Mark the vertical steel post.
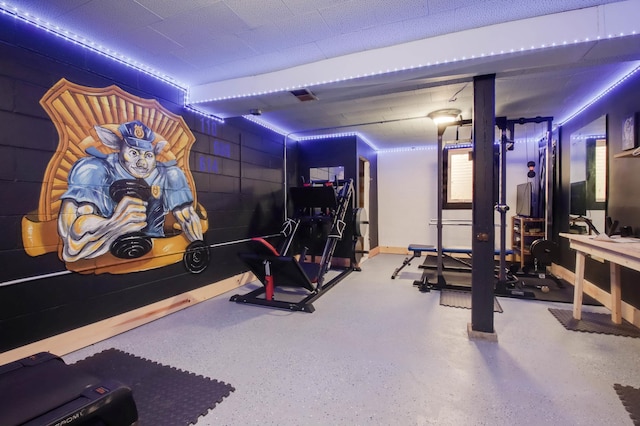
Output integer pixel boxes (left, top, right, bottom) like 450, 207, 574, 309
471, 74, 496, 334
436, 125, 446, 286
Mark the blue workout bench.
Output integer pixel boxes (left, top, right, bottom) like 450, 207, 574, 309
391, 244, 513, 279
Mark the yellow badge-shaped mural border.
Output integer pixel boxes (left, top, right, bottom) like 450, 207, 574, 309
22, 78, 208, 274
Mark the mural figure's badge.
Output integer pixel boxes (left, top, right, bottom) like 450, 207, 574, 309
151, 184, 161, 199
134, 124, 145, 139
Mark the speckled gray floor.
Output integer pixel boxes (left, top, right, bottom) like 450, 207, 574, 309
64, 254, 640, 425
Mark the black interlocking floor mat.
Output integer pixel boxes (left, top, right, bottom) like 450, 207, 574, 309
548, 308, 640, 338
70, 348, 235, 425
614, 384, 640, 425
418, 254, 602, 305
440, 289, 503, 313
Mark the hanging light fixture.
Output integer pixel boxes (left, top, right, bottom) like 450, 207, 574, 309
428, 108, 461, 125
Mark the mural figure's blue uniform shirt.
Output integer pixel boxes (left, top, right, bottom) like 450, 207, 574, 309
61, 152, 193, 237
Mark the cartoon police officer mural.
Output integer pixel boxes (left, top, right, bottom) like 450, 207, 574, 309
58, 120, 203, 262
22, 79, 210, 275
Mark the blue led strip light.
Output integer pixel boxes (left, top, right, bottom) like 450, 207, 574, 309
0, 2, 225, 124
558, 63, 640, 126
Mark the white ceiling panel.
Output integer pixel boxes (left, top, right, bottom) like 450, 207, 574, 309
318, 0, 380, 34
135, 0, 214, 19
373, 0, 429, 23
173, 36, 255, 69
225, 0, 294, 28
149, 3, 250, 47
240, 12, 330, 53
53, 0, 160, 40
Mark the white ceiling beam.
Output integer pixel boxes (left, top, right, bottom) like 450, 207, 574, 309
190, 1, 638, 104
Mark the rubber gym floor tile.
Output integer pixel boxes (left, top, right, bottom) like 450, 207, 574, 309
548, 308, 640, 338
70, 348, 235, 425
440, 289, 503, 313
614, 384, 640, 425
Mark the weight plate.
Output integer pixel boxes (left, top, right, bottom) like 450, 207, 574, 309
530, 238, 558, 265
354, 207, 369, 237
183, 240, 210, 274
110, 232, 152, 259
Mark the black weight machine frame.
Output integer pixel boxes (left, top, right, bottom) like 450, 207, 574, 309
412, 116, 562, 298
230, 178, 355, 312
497, 117, 565, 294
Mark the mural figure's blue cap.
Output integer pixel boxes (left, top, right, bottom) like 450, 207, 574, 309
119, 120, 155, 150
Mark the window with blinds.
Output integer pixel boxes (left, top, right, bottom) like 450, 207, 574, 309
444, 146, 473, 208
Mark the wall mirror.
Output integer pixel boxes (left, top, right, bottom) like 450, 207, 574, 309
569, 115, 607, 234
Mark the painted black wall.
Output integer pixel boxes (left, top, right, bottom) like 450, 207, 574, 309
294, 135, 379, 257
556, 69, 640, 308
0, 15, 285, 352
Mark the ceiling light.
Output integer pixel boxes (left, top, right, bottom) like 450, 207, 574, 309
428, 108, 461, 125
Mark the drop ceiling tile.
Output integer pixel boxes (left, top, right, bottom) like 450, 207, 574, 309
318, 0, 379, 33
275, 11, 334, 44
237, 25, 299, 54
371, 0, 428, 24
122, 26, 184, 58
399, 11, 460, 41
224, 0, 294, 28
315, 32, 367, 58
173, 35, 255, 69
149, 2, 250, 46
135, 0, 213, 19
238, 11, 332, 53
282, 0, 352, 15
50, 0, 160, 44
427, 0, 487, 14
8, 0, 89, 19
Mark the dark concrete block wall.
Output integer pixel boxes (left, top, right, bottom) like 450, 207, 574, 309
0, 15, 288, 352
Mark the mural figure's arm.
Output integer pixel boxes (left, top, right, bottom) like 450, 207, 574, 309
58, 196, 147, 261
172, 204, 203, 242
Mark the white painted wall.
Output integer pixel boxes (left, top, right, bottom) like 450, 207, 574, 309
378, 139, 543, 250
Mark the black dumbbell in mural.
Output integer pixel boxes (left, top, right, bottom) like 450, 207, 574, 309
108, 179, 153, 259
183, 240, 210, 274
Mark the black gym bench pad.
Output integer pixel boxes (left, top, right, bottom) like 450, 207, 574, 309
391, 244, 514, 279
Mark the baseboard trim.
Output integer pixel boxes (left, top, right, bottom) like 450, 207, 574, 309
0, 272, 255, 365
368, 246, 380, 257
379, 246, 410, 255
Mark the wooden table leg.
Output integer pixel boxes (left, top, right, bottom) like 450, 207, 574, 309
573, 251, 586, 320
610, 262, 622, 324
